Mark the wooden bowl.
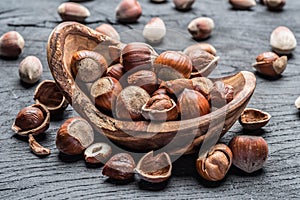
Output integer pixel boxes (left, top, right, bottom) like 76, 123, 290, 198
47, 22, 256, 155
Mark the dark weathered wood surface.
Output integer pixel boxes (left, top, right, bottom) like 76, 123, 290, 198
0, 0, 299, 199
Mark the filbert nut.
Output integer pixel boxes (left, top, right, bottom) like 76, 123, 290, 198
19, 56, 43, 84
106, 63, 124, 80
173, 0, 195, 11
229, 135, 268, 173
0, 31, 25, 58
127, 70, 158, 94
270, 26, 297, 54
263, 0, 286, 10
57, 2, 90, 22
143, 17, 166, 44
229, 0, 256, 9
184, 43, 217, 56
84, 143, 112, 164
95, 24, 120, 41
115, 0, 142, 23
295, 96, 300, 110
188, 17, 215, 40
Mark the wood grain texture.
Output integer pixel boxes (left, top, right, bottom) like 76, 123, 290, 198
0, 0, 299, 199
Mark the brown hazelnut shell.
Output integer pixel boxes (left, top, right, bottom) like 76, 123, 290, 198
106, 63, 124, 80
115, 0, 142, 23
34, 80, 69, 115
239, 108, 271, 130
184, 43, 217, 56
127, 70, 158, 94
12, 104, 50, 136
0, 31, 25, 58
159, 78, 193, 96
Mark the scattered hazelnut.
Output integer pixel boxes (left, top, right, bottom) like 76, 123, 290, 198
295, 96, 300, 110
229, 0, 256, 9
28, 134, 51, 156
56, 117, 94, 155
143, 17, 166, 44
142, 94, 178, 121
0, 31, 25, 58
95, 24, 120, 41
84, 143, 112, 164
115, 0, 142, 23
177, 89, 210, 119
19, 56, 43, 84
252, 52, 287, 77
263, 0, 286, 10
57, 2, 90, 22
127, 70, 158, 94
135, 151, 172, 183
151, 0, 167, 3
121, 42, 158, 72
106, 63, 124, 80
12, 104, 50, 136
196, 144, 232, 181
184, 43, 217, 56
191, 77, 214, 100
270, 26, 297, 54
188, 17, 215, 40
210, 81, 234, 108
159, 78, 194, 96
154, 51, 193, 80
90, 77, 123, 112
229, 135, 268, 173
71, 50, 108, 83
115, 86, 150, 120
102, 153, 136, 180
34, 80, 69, 115
239, 108, 271, 130
173, 0, 195, 11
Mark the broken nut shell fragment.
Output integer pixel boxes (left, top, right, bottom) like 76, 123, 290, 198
239, 108, 271, 130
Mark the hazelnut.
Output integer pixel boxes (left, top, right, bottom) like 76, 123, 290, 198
184, 48, 219, 77
142, 94, 178, 121
252, 52, 287, 77
121, 42, 158, 72
210, 81, 234, 108
106, 63, 124, 80
115, 86, 150, 120
229, 135, 268, 173
102, 153, 136, 180
90, 77, 123, 112
229, 0, 256, 9
109, 43, 125, 65
191, 77, 214, 100
0, 31, 25, 58
56, 117, 94, 155
12, 104, 50, 136
173, 0, 195, 11
239, 108, 271, 130
127, 70, 158, 94
159, 78, 193, 96
196, 144, 232, 181
71, 50, 108, 83
135, 151, 172, 183
270, 26, 297, 54
57, 2, 90, 22
177, 89, 210, 119
19, 56, 43, 84
263, 0, 286, 10
84, 143, 112, 164
184, 43, 217, 56
151, 0, 166, 2
295, 96, 300, 110
143, 17, 166, 44
188, 17, 215, 40
115, 0, 142, 23
95, 24, 120, 41
152, 88, 168, 96
34, 80, 69, 115
28, 134, 51, 156
154, 51, 193, 80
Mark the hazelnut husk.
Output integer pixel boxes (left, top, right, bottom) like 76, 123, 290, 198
270, 26, 297, 54
34, 80, 69, 115
121, 42, 158, 72
210, 81, 234, 108
95, 24, 120, 41
90, 77, 123, 112
229, 135, 268, 173
239, 108, 271, 130
115, 86, 150, 120
56, 117, 94, 155
177, 89, 210, 119
57, 2, 90, 22
252, 52, 287, 77
12, 104, 50, 136
127, 70, 158, 94
71, 50, 108, 83
187, 17, 215, 40
184, 43, 217, 56
0, 31, 25, 58
142, 94, 178, 121
106, 63, 124, 80
135, 151, 172, 183
154, 51, 193, 80
115, 0, 142, 23
102, 153, 136, 180
191, 77, 214, 100
84, 143, 112, 164
196, 144, 232, 181
159, 78, 193, 96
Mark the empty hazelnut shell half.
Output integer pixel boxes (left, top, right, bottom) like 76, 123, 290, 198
12, 104, 50, 136
135, 151, 172, 183
239, 108, 271, 130
196, 144, 232, 181
34, 80, 69, 115
84, 143, 112, 164
56, 117, 94, 155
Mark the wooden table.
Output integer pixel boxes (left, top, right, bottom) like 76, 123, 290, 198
0, 0, 299, 199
